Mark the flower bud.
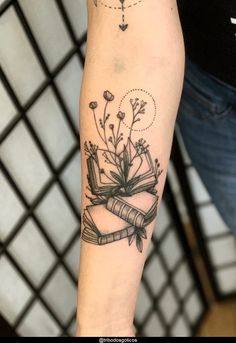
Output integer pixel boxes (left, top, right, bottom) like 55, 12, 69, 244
103, 90, 114, 101
89, 101, 98, 109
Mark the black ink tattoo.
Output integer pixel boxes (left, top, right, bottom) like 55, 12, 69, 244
119, 0, 128, 31
119, 89, 156, 132
93, 0, 143, 32
82, 89, 162, 253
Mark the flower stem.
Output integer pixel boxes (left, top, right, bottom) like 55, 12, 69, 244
103, 101, 109, 145
116, 119, 121, 146
93, 109, 106, 144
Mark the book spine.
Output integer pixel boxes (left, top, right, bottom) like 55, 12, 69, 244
82, 226, 136, 245
82, 227, 100, 245
106, 198, 145, 228
98, 226, 136, 245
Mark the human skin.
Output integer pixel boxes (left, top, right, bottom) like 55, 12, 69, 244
77, 0, 185, 336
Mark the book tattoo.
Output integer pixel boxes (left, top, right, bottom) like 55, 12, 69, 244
82, 89, 162, 252
93, 0, 143, 31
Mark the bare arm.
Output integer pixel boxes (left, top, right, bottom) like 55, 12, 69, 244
77, 0, 185, 336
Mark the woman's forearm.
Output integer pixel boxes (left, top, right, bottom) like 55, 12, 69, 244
77, 0, 185, 336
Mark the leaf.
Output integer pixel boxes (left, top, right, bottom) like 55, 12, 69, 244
138, 228, 147, 239
98, 195, 107, 200
125, 175, 143, 194
122, 145, 130, 181
84, 141, 89, 152
148, 187, 157, 195
110, 171, 123, 184
136, 235, 143, 253
124, 186, 132, 195
111, 186, 122, 195
91, 197, 107, 205
128, 234, 135, 246
127, 175, 142, 187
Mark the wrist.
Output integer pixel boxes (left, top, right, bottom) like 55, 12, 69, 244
76, 329, 135, 337
76, 320, 135, 337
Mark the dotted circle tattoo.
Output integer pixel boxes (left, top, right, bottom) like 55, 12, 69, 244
119, 89, 157, 132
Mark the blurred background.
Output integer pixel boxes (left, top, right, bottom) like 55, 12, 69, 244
0, 0, 236, 337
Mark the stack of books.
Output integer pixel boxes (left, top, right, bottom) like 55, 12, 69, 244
82, 146, 159, 247
82, 152, 158, 249
83, 192, 158, 245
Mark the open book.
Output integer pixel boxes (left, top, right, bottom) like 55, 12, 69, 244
106, 191, 158, 228
82, 204, 136, 245
87, 139, 157, 197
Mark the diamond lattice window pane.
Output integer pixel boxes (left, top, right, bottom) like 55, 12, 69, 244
187, 167, 211, 205
36, 184, 78, 251
0, 256, 32, 324
135, 284, 152, 323
216, 266, 236, 294
0, 121, 51, 202
144, 313, 165, 337
0, 171, 25, 240
0, 80, 16, 132
81, 42, 86, 56
144, 255, 167, 295
56, 56, 82, 127
208, 236, 236, 267
68, 319, 76, 337
173, 262, 193, 300
171, 316, 190, 337
147, 240, 155, 257
20, 0, 73, 70
9, 219, 56, 286
160, 230, 183, 271
65, 236, 80, 278
62, 0, 87, 38
198, 205, 230, 237
159, 287, 178, 324
42, 267, 76, 325
185, 291, 203, 324
0, 6, 45, 103
154, 202, 171, 240
17, 301, 60, 337
27, 88, 75, 167
61, 152, 81, 211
